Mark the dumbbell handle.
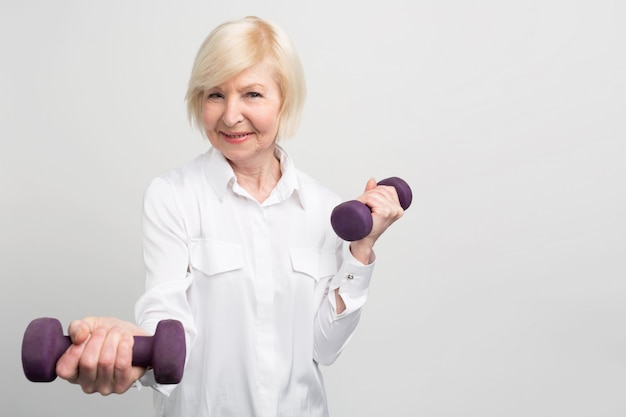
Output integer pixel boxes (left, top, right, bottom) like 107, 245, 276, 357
23, 334, 160, 368
330, 177, 412, 241
22, 317, 186, 384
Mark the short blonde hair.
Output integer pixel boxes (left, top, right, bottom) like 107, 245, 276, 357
185, 16, 306, 140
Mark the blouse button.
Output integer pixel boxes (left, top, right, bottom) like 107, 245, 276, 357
347, 273, 354, 280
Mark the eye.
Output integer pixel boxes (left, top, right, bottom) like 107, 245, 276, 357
246, 91, 262, 98
205, 91, 223, 100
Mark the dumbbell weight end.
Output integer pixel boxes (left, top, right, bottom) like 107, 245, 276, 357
22, 318, 70, 383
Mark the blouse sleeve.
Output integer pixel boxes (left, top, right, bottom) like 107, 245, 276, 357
312, 244, 375, 366
134, 177, 197, 397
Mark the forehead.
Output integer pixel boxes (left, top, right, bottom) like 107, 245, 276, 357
221, 60, 279, 90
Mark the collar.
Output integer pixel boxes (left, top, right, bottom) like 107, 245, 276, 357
203, 144, 307, 209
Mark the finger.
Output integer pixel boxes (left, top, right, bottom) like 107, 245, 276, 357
77, 326, 107, 392
68, 316, 101, 345
95, 326, 123, 395
376, 183, 401, 206
112, 333, 136, 394
67, 320, 90, 345
55, 339, 87, 383
365, 185, 400, 209
357, 178, 379, 207
367, 188, 404, 223
364, 177, 377, 192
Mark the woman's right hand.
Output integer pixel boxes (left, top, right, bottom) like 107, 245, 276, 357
55, 316, 149, 395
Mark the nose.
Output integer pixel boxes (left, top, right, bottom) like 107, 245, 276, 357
222, 97, 244, 127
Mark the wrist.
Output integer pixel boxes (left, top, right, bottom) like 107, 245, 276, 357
349, 240, 375, 265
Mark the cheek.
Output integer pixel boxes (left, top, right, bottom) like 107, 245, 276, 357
201, 111, 211, 129
255, 107, 281, 134
201, 104, 218, 129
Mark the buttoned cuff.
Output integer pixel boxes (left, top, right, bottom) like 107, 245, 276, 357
137, 369, 156, 386
329, 246, 375, 317
137, 369, 176, 397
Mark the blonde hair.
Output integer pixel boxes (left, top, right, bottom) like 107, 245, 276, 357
185, 16, 306, 140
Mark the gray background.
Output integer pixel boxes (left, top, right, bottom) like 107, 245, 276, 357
1, 1, 624, 416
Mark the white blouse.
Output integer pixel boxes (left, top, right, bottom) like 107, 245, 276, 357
136, 145, 375, 417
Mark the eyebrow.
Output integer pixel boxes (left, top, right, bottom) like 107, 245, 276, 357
206, 82, 267, 93
238, 83, 265, 91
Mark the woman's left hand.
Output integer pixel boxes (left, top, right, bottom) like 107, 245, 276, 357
349, 178, 405, 264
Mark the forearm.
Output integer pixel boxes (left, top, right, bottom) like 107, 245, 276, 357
313, 295, 362, 366
334, 288, 347, 314
313, 248, 375, 365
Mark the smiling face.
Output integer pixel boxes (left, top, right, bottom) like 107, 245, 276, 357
202, 60, 283, 168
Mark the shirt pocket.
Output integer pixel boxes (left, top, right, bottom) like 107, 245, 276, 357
188, 238, 244, 277
289, 248, 338, 282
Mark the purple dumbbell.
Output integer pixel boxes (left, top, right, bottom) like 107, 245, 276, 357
330, 177, 412, 241
22, 317, 186, 384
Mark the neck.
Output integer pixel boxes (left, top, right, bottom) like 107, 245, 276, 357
231, 150, 282, 203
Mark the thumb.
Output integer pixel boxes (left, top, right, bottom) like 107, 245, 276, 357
364, 177, 377, 192
67, 316, 101, 345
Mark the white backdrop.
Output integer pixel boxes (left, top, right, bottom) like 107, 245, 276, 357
1, 1, 624, 416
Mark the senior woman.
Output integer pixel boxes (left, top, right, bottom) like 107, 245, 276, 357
56, 16, 404, 417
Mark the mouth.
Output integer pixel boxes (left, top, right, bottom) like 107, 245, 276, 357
221, 131, 253, 144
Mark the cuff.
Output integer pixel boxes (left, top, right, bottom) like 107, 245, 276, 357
137, 369, 177, 397
329, 246, 375, 317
